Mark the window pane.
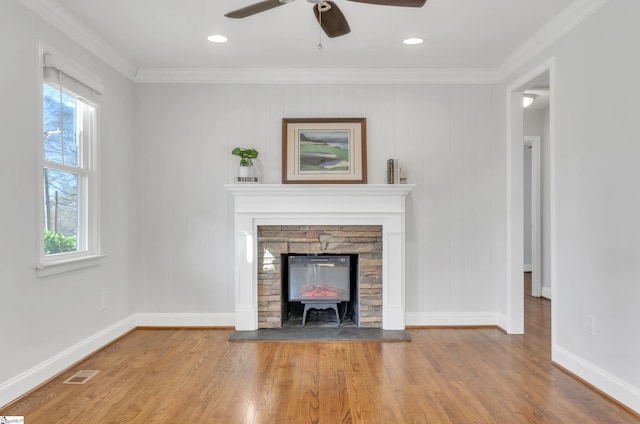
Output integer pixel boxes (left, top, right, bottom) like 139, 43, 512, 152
44, 168, 79, 254
43, 83, 78, 166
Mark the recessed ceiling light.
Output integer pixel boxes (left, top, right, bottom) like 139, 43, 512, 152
403, 38, 423, 45
208, 34, 228, 43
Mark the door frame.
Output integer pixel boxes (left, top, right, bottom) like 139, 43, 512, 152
505, 57, 556, 335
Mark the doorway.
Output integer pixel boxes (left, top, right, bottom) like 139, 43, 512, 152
506, 60, 555, 336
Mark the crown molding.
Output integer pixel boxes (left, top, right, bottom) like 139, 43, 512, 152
133, 67, 501, 84
18, 0, 138, 80
497, 0, 611, 80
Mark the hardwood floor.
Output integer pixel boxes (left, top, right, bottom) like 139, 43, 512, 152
3, 278, 638, 423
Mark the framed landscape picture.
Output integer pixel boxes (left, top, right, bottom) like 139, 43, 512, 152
282, 118, 367, 184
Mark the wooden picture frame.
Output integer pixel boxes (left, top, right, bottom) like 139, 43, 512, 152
282, 118, 367, 184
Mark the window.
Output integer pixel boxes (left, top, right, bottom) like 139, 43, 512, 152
37, 46, 103, 276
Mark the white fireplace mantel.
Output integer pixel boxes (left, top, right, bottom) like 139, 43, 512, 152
225, 184, 414, 331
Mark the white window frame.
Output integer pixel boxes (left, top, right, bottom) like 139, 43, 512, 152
36, 43, 104, 277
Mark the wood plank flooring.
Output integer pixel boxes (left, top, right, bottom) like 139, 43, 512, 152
2, 276, 638, 423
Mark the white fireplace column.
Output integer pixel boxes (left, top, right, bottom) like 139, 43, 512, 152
225, 184, 414, 331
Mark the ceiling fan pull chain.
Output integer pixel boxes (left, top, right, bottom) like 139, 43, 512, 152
317, 6, 323, 49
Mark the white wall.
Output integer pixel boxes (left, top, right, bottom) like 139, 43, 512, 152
133, 83, 499, 322
0, 0, 135, 404
499, 0, 640, 411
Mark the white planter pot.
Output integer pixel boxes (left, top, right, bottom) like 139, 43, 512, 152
237, 164, 258, 183
238, 165, 253, 178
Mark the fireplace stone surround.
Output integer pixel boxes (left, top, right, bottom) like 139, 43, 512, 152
258, 225, 383, 329
225, 184, 414, 331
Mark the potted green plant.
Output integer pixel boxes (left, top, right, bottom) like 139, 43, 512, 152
232, 147, 259, 181
232, 147, 259, 166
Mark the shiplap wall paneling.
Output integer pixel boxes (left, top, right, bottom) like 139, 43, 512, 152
477, 85, 495, 312
133, 82, 497, 317
462, 85, 480, 312
450, 85, 467, 312
403, 85, 428, 313
433, 85, 453, 312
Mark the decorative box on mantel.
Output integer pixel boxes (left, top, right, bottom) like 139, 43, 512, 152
224, 184, 415, 331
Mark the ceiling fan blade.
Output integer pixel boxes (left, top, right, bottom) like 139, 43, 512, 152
313, 1, 351, 38
347, 0, 426, 7
225, 0, 288, 19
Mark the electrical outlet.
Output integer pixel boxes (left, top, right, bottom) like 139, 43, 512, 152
588, 315, 596, 335
101, 291, 108, 310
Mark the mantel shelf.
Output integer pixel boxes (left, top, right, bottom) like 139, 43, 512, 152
224, 183, 415, 197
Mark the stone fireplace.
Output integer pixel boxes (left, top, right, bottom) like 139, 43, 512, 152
257, 225, 383, 328
225, 184, 414, 331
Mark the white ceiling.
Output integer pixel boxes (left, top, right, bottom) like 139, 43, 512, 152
32, 0, 584, 76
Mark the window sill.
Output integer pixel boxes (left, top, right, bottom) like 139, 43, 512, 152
36, 254, 106, 277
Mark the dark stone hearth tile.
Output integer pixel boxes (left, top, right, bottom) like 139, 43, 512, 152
228, 328, 411, 342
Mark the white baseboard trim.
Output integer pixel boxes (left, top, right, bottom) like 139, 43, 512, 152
495, 313, 509, 332
0, 313, 235, 409
524, 264, 533, 272
405, 312, 500, 327
541, 286, 552, 299
0, 315, 136, 409
133, 313, 235, 327
553, 345, 640, 414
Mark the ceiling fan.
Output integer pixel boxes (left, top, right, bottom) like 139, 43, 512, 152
225, 0, 427, 39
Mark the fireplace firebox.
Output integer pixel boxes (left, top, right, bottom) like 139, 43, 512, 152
285, 254, 358, 326
289, 255, 351, 302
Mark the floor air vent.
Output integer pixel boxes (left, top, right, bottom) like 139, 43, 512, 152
63, 370, 100, 385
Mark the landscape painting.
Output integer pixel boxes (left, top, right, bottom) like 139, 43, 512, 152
282, 118, 367, 184
298, 129, 350, 172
